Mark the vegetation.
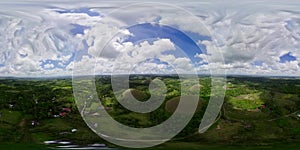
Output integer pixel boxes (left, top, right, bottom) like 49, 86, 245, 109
0, 75, 300, 149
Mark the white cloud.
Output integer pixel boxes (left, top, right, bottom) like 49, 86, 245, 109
95, 38, 192, 74
1, 0, 300, 77
0, 4, 87, 77
194, 9, 300, 76
44, 63, 55, 69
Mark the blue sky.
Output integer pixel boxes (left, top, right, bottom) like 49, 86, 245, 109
56, 7, 101, 17
124, 23, 205, 63
70, 24, 90, 35
0, 0, 300, 77
280, 52, 297, 63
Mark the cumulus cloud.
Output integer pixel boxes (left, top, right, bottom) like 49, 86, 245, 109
0, 2, 90, 77
192, 7, 300, 76
1, 0, 300, 76
91, 38, 194, 75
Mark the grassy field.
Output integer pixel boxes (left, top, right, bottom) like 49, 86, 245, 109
165, 96, 203, 113
229, 93, 264, 110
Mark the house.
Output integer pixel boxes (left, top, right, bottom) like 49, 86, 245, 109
62, 107, 71, 112
261, 104, 266, 109
58, 107, 72, 117
53, 115, 60, 118
60, 112, 67, 117
9, 104, 14, 109
297, 113, 300, 118
71, 129, 78, 133
31, 121, 40, 126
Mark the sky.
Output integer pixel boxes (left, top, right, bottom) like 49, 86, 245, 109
0, 0, 300, 77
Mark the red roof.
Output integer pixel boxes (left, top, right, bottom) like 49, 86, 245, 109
60, 112, 67, 117
62, 108, 71, 112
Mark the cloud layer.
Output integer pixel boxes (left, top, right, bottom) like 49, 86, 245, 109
0, 0, 300, 77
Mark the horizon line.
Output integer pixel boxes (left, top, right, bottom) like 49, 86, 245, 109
1, 73, 300, 79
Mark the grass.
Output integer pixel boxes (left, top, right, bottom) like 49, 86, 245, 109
0, 110, 22, 125
0, 124, 13, 141
1, 76, 300, 149
1, 142, 300, 150
165, 96, 203, 113
0, 143, 50, 150
224, 106, 270, 120
183, 119, 243, 143
121, 89, 149, 101
165, 98, 179, 113
39, 118, 72, 131
134, 142, 300, 150
229, 93, 264, 110
115, 112, 152, 127
30, 133, 52, 143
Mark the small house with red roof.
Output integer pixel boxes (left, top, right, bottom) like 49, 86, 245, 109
60, 112, 67, 117
62, 107, 71, 112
